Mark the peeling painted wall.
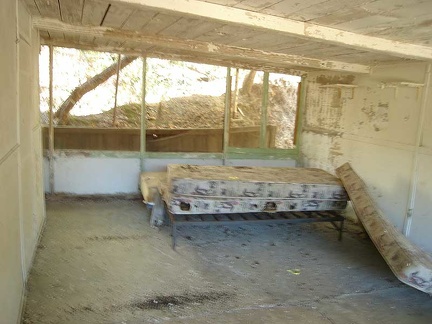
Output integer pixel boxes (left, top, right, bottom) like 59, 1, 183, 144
300, 62, 432, 253
0, 2, 45, 323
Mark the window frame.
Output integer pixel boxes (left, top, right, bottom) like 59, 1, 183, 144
43, 47, 304, 162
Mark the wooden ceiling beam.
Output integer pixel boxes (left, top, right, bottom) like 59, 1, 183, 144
34, 18, 371, 74
40, 38, 307, 75
107, 0, 432, 61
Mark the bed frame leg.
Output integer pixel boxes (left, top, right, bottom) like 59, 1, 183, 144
338, 219, 344, 241
171, 223, 177, 250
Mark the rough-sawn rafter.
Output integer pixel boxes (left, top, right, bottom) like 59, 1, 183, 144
33, 18, 370, 74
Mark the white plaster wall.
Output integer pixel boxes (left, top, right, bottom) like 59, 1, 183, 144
300, 63, 432, 253
0, 1, 45, 323
54, 156, 141, 194
409, 68, 432, 251
45, 156, 296, 195
19, 9, 45, 276
410, 152, 432, 251
0, 2, 23, 323
302, 133, 414, 230
0, 152, 23, 324
43, 156, 50, 193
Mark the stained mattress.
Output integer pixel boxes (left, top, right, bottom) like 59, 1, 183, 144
166, 165, 348, 214
139, 172, 167, 204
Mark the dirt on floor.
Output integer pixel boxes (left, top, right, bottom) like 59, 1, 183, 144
23, 199, 432, 324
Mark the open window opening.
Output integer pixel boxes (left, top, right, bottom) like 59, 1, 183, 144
145, 58, 226, 153
228, 68, 301, 151
39, 46, 301, 155
40, 46, 143, 151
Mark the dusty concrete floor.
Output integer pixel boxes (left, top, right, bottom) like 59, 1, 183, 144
23, 199, 432, 324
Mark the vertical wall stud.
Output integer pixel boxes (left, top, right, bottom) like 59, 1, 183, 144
260, 72, 269, 148
140, 56, 147, 172
294, 75, 307, 166
48, 45, 54, 194
223, 67, 231, 165
112, 53, 121, 126
232, 68, 240, 118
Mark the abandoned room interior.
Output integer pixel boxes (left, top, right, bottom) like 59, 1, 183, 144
2, 0, 432, 323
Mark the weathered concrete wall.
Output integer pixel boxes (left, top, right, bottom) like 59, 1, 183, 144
43, 155, 296, 195
300, 62, 432, 253
0, 1, 45, 323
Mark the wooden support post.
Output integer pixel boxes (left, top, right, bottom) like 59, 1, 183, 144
232, 68, 239, 119
140, 56, 147, 172
260, 72, 269, 149
48, 45, 54, 194
292, 79, 302, 147
223, 67, 231, 165
112, 53, 121, 127
294, 76, 307, 165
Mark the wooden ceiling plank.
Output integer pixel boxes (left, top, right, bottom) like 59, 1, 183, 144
234, 0, 282, 12
309, 1, 432, 45
180, 21, 225, 40
22, 0, 41, 17
200, 0, 241, 6
266, 37, 352, 53
232, 32, 292, 50
195, 24, 261, 46
310, 7, 371, 26
276, 43, 333, 55
121, 9, 157, 30
58, 0, 84, 24
212, 25, 260, 46
82, 0, 109, 26
260, 0, 329, 18
33, 0, 60, 19
194, 24, 233, 43
105, 0, 432, 60
101, 3, 135, 28
289, 0, 375, 22
362, 0, 429, 17
141, 13, 180, 34
33, 17, 371, 74
159, 17, 206, 38
334, 15, 399, 32
262, 38, 311, 52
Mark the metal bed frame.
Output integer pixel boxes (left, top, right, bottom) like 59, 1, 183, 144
166, 209, 345, 249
